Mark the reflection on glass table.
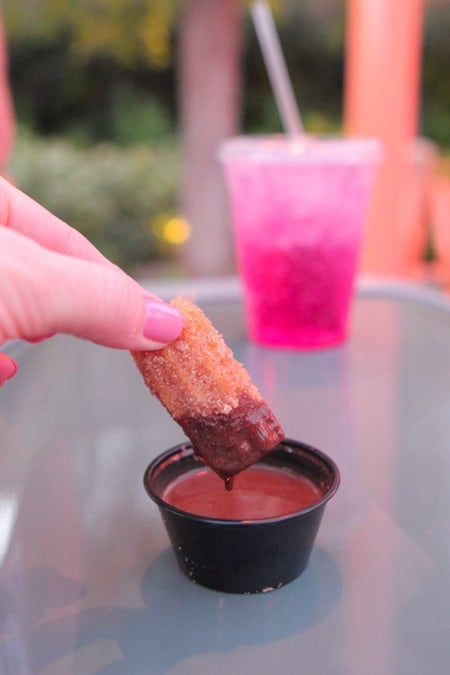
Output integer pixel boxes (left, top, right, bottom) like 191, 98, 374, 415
1, 280, 450, 675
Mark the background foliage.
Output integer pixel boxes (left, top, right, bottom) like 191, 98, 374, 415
8, 130, 180, 269
2, 0, 348, 142
3, 0, 449, 269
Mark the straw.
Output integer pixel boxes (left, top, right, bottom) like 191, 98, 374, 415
251, 1, 304, 137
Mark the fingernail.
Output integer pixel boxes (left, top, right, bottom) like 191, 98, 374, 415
24, 332, 55, 344
143, 300, 183, 344
0, 355, 18, 384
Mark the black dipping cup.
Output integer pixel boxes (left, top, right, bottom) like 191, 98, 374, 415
144, 439, 340, 594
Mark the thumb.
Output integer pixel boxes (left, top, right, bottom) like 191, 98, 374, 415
0, 228, 183, 350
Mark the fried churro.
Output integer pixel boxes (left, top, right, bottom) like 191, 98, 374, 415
132, 297, 284, 479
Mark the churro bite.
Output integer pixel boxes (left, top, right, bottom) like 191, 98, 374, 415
132, 297, 284, 479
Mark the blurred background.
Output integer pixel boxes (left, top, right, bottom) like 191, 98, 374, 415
1, 0, 449, 282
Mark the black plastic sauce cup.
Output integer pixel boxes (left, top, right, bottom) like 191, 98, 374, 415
144, 439, 340, 594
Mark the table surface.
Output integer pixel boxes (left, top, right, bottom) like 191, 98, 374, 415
1, 280, 450, 675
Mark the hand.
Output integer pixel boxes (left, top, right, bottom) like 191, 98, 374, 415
0, 177, 183, 386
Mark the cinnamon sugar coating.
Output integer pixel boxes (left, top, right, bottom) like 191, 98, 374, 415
132, 297, 263, 418
131, 297, 284, 477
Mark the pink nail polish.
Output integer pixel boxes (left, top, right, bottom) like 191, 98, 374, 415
24, 332, 55, 344
143, 301, 183, 344
0, 355, 18, 384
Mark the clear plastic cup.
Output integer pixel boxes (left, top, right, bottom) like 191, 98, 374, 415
219, 135, 382, 349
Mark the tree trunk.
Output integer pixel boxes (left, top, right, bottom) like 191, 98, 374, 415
178, 0, 242, 276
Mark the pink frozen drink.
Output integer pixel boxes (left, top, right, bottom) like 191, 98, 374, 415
220, 135, 381, 349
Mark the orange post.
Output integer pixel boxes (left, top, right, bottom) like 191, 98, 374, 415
344, 0, 425, 277
429, 176, 450, 292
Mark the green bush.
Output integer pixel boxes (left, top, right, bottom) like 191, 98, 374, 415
110, 89, 175, 145
7, 130, 180, 269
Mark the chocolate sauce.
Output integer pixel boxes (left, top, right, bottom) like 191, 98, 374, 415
224, 476, 234, 492
178, 394, 285, 479
162, 464, 323, 520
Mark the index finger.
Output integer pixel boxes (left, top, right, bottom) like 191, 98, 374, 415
0, 176, 113, 266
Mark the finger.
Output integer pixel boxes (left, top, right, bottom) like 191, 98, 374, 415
0, 353, 17, 386
0, 228, 183, 350
0, 176, 114, 266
